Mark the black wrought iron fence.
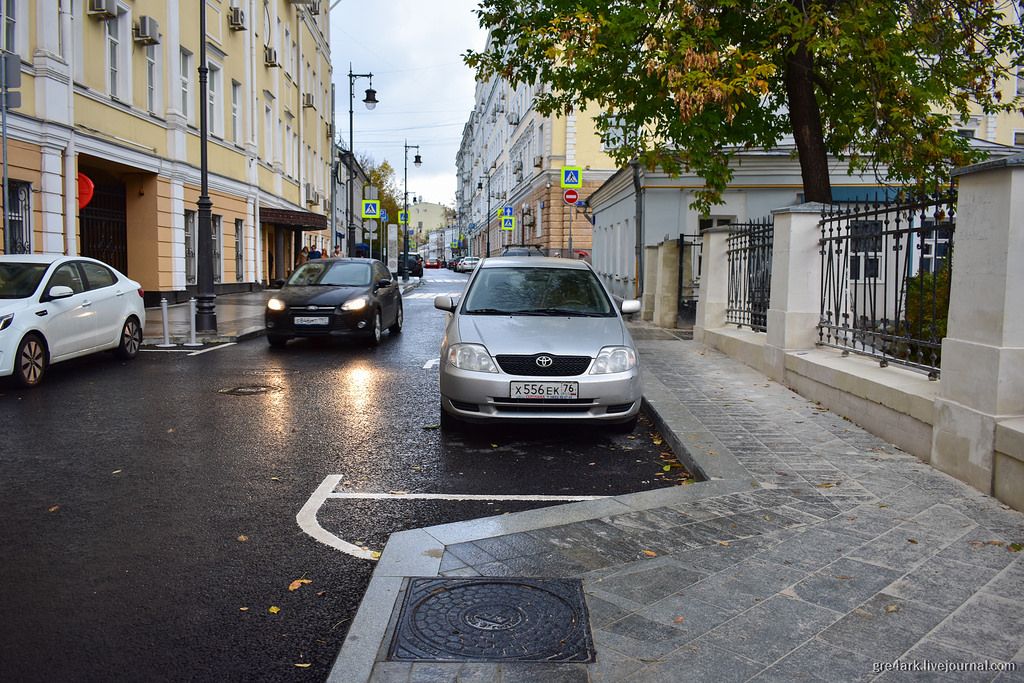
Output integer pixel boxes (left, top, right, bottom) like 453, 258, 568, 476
818, 188, 956, 379
726, 217, 774, 332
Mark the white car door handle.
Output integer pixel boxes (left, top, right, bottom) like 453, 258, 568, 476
81, 301, 92, 308
116, 291, 126, 297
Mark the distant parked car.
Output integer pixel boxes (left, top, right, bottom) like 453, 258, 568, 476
265, 258, 402, 347
434, 256, 642, 431
456, 257, 481, 273
425, 258, 442, 269
0, 255, 145, 387
400, 254, 424, 278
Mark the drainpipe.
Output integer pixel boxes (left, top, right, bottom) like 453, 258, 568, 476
631, 160, 644, 299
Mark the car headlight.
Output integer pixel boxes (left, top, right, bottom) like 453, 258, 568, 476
590, 346, 637, 374
447, 343, 498, 373
267, 298, 286, 312
341, 297, 368, 311
0, 313, 12, 331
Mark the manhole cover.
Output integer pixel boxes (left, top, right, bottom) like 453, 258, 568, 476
388, 577, 594, 663
217, 385, 281, 396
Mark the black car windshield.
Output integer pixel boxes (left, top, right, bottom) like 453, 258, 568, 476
462, 267, 614, 316
287, 261, 371, 287
0, 262, 50, 299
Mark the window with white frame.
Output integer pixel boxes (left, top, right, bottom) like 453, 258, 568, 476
4, 0, 16, 55
180, 49, 193, 121
234, 219, 244, 282
212, 215, 223, 283
1017, 67, 1024, 96
184, 209, 197, 285
231, 81, 241, 143
285, 123, 293, 175
145, 44, 161, 114
535, 200, 543, 238
1015, 130, 1024, 146
284, 27, 291, 75
263, 93, 274, 161
848, 220, 883, 281
106, 13, 121, 99
207, 61, 223, 137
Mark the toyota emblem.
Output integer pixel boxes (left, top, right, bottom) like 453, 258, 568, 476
535, 355, 553, 368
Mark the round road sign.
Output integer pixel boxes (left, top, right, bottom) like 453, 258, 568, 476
563, 189, 579, 205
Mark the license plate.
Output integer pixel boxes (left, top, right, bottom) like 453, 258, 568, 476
294, 316, 329, 325
510, 381, 579, 400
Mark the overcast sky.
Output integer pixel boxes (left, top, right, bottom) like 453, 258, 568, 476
328, 1, 488, 208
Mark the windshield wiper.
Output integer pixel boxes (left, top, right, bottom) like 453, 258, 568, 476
465, 308, 512, 315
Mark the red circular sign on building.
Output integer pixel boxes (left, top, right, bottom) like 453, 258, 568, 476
563, 189, 579, 205
78, 173, 95, 210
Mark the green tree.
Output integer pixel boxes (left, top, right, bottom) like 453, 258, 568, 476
465, 0, 1024, 211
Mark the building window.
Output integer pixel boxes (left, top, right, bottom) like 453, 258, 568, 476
263, 102, 273, 161
231, 81, 241, 144
848, 220, 882, 281
180, 49, 193, 121
235, 218, 244, 282
956, 128, 975, 139
1015, 131, 1024, 147
212, 215, 223, 284
107, 14, 120, 99
1017, 67, 1024, 96
184, 209, 196, 285
4, 0, 15, 55
146, 45, 159, 113
208, 62, 223, 137
6, 180, 31, 254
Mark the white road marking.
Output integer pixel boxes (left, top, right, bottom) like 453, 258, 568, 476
187, 342, 237, 356
140, 348, 195, 353
422, 358, 440, 369
298, 476, 608, 561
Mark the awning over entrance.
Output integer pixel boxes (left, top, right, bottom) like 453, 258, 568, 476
260, 207, 328, 231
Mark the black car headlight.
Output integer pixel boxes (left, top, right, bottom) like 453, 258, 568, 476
267, 298, 286, 312
341, 296, 368, 312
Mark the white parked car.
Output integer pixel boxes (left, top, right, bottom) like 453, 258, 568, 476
456, 256, 481, 273
0, 255, 146, 387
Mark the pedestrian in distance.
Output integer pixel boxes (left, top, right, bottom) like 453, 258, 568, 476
295, 246, 309, 269
309, 244, 322, 260
333, 245, 342, 258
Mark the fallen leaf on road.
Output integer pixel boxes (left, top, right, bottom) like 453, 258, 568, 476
673, 616, 686, 624
907, 539, 918, 544
369, 551, 382, 560
662, 465, 671, 472
715, 540, 731, 547
641, 550, 657, 557
815, 483, 835, 489
48, 505, 60, 513
316, 591, 326, 597
490, 444, 499, 448
112, 469, 123, 475
835, 575, 853, 580
884, 604, 899, 613
268, 606, 280, 614
237, 535, 249, 542
652, 436, 664, 446
167, 428, 175, 433
294, 663, 311, 668
239, 607, 249, 612
422, 424, 440, 430
288, 579, 312, 592
271, 477, 281, 481
1009, 543, 1022, 553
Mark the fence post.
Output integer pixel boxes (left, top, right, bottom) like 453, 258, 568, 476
653, 239, 680, 328
931, 156, 1024, 504
156, 298, 175, 348
761, 204, 827, 382
693, 225, 730, 343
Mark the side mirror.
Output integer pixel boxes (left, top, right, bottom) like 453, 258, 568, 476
47, 285, 75, 300
272, 279, 286, 289
376, 279, 392, 289
620, 299, 641, 315
433, 295, 456, 312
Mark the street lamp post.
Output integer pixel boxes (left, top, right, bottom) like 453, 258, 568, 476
401, 141, 421, 281
195, 1, 216, 332
477, 173, 491, 257
348, 65, 377, 256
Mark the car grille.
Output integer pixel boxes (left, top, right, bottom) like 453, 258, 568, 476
494, 354, 592, 376
491, 397, 597, 413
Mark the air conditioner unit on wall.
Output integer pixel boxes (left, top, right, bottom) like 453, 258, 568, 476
507, 111, 520, 126
533, 155, 543, 168
133, 17, 160, 45
264, 46, 279, 67
88, 0, 118, 19
302, 93, 315, 108
228, 7, 247, 30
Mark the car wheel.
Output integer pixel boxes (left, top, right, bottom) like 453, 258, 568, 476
114, 316, 142, 360
267, 335, 289, 349
366, 309, 382, 346
389, 304, 404, 334
609, 415, 639, 434
15, 334, 47, 388
440, 401, 461, 432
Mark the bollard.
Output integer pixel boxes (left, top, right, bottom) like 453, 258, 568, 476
184, 298, 203, 347
156, 298, 175, 348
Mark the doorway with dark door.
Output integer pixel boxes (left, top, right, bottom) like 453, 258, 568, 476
79, 170, 128, 273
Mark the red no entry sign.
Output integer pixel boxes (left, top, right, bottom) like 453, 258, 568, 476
563, 189, 579, 205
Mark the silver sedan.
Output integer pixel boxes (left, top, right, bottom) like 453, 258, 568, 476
434, 256, 642, 431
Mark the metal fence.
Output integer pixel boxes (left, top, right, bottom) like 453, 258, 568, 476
726, 217, 774, 332
817, 188, 956, 379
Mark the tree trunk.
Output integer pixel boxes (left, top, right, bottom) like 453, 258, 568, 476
785, 41, 832, 204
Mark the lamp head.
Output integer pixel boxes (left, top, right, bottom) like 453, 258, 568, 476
413, 153, 422, 167
363, 87, 378, 110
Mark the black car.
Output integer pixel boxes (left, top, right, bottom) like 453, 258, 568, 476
264, 258, 402, 347
401, 253, 424, 277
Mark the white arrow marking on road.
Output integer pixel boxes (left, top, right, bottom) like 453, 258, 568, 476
298, 476, 607, 561
422, 358, 440, 369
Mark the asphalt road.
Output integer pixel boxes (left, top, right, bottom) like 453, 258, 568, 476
0, 269, 688, 682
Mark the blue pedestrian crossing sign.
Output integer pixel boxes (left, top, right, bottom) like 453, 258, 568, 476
560, 166, 583, 189
399, 210, 409, 225
361, 200, 379, 219
380, 208, 389, 222
501, 217, 515, 231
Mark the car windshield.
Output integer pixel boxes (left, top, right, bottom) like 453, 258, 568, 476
0, 262, 50, 299
287, 261, 370, 287
462, 266, 614, 317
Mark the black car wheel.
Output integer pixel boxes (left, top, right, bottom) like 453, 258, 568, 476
267, 335, 289, 349
389, 304, 403, 334
366, 309, 382, 346
114, 317, 142, 360
15, 334, 47, 388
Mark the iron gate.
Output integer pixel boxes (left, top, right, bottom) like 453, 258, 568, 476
5, 181, 32, 253
80, 182, 128, 273
726, 217, 774, 332
677, 234, 702, 327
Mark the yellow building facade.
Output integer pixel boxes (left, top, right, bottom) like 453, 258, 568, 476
0, 0, 334, 302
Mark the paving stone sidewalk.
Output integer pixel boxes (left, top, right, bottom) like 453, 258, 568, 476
343, 336, 1024, 683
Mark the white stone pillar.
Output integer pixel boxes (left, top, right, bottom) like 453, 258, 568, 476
170, 179, 186, 289
693, 226, 730, 343
641, 244, 657, 321
763, 204, 826, 381
653, 240, 680, 328
39, 146, 66, 254
931, 155, 1024, 496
